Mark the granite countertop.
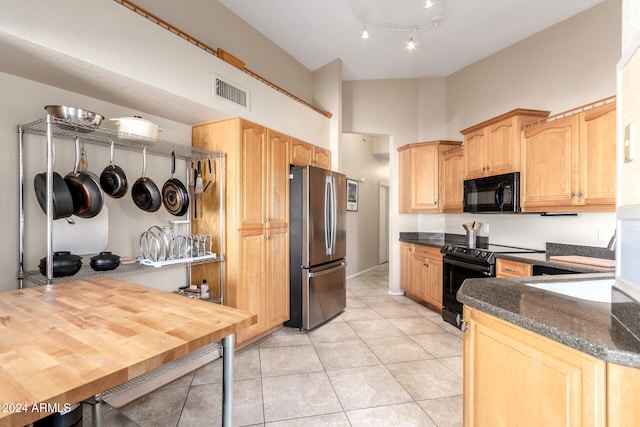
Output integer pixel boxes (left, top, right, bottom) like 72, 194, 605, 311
458, 274, 640, 368
399, 232, 615, 274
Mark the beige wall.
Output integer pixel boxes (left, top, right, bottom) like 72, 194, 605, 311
129, 0, 314, 104
340, 134, 390, 276
446, 0, 620, 137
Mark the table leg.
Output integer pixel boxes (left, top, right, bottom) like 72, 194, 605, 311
222, 334, 235, 427
91, 393, 102, 427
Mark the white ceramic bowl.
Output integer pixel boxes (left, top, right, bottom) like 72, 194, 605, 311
110, 116, 161, 140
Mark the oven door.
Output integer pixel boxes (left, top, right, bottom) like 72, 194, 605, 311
442, 256, 494, 328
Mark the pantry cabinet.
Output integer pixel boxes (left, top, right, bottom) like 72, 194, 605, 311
441, 147, 466, 213
192, 117, 290, 346
495, 258, 532, 278
521, 100, 616, 212
290, 137, 331, 170
461, 109, 550, 179
400, 243, 442, 312
398, 140, 462, 213
463, 307, 606, 427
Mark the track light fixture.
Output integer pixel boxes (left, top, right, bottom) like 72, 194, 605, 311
353, 0, 445, 50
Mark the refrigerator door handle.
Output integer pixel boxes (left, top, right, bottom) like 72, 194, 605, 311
330, 176, 337, 255
324, 176, 331, 255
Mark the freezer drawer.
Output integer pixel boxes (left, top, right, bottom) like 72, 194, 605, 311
286, 259, 346, 330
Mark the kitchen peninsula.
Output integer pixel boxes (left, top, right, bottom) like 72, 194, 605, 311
0, 278, 256, 427
458, 274, 640, 426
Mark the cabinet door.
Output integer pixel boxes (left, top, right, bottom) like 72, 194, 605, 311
465, 129, 487, 179
411, 145, 439, 212
313, 146, 331, 170
399, 242, 412, 293
521, 115, 579, 212
237, 230, 267, 344
487, 117, 518, 175
410, 252, 428, 300
463, 307, 606, 427
290, 138, 313, 166
425, 254, 443, 312
239, 120, 266, 229
264, 228, 289, 329
398, 148, 412, 213
266, 130, 290, 229
579, 102, 616, 209
441, 148, 465, 213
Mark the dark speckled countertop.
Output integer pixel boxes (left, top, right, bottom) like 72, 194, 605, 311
458, 274, 640, 368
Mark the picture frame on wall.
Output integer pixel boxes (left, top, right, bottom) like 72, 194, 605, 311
347, 178, 359, 211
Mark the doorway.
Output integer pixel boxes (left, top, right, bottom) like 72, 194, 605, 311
379, 182, 389, 264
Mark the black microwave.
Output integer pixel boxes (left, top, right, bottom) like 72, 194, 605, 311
463, 172, 520, 213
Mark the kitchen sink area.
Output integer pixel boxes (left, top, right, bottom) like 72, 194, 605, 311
522, 277, 615, 303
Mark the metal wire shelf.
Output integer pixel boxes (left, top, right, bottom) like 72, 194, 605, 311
19, 117, 222, 161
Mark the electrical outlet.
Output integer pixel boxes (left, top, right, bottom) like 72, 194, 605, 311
625, 123, 636, 162
482, 223, 490, 234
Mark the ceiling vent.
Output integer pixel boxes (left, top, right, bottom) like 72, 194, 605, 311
213, 75, 249, 109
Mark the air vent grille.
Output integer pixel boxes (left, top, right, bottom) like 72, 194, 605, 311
214, 76, 249, 109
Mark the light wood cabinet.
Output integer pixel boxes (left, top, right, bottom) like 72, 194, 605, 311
400, 243, 442, 312
192, 117, 290, 346
607, 362, 640, 427
290, 137, 331, 170
398, 140, 462, 213
441, 147, 466, 213
461, 109, 550, 179
521, 100, 616, 212
495, 258, 532, 278
463, 307, 606, 427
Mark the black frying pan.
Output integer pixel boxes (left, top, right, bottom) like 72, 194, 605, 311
131, 146, 161, 212
33, 139, 75, 220
64, 137, 104, 218
162, 151, 189, 216
100, 141, 128, 198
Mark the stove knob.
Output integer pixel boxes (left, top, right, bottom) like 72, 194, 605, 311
474, 250, 481, 257
480, 251, 488, 258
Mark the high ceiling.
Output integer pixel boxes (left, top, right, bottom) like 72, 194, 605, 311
219, 0, 605, 81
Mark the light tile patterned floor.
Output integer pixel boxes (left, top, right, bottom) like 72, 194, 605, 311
118, 264, 464, 426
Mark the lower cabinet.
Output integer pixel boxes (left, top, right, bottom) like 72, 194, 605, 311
463, 307, 606, 427
236, 227, 289, 344
400, 243, 442, 312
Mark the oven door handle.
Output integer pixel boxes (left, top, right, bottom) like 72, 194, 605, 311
444, 257, 492, 275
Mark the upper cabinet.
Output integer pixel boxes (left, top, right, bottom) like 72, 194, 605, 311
290, 138, 331, 170
521, 99, 616, 212
441, 147, 466, 213
398, 140, 462, 213
461, 109, 550, 179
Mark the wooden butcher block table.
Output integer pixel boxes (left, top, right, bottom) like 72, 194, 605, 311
0, 277, 256, 427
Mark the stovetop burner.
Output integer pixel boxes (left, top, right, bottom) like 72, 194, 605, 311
440, 243, 542, 264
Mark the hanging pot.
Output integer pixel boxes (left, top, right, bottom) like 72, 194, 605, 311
100, 141, 128, 198
131, 146, 162, 212
64, 137, 104, 218
110, 116, 161, 140
162, 151, 189, 216
33, 139, 74, 220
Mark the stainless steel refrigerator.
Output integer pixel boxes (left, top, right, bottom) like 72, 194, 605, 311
286, 165, 347, 330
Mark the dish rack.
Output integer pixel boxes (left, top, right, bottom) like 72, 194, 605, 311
17, 114, 225, 303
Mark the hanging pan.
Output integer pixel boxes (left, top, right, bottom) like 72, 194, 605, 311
64, 137, 104, 218
131, 146, 161, 212
100, 141, 128, 198
162, 151, 189, 216
33, 139, 74, 220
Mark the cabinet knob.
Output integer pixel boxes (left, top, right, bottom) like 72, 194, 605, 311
481, 166, 486, 171
505, 267, 515, 272
423, 263, 429, 267
570, 192, 576, 198
578, 191, 583, 198
434, 201, 437, 205
486, 165, 490, 170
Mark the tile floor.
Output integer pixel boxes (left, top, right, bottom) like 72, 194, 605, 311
116, 264, 464, 426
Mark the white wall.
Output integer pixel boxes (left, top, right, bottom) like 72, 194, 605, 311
340, 134, 390, 276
